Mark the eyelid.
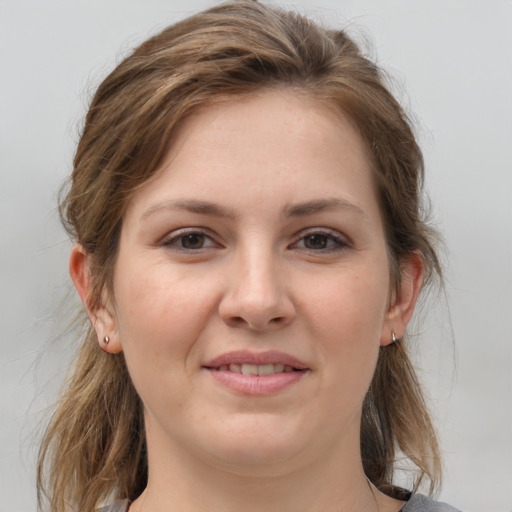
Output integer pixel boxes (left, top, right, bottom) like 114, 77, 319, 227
160, 227, 220, 250
158, 226, 350, 252
289, 227, 351, 251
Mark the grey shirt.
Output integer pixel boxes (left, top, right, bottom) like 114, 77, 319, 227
403, 494, 462, 511
98, 494, 462, 511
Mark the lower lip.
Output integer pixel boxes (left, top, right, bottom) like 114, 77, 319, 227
205, 369, 307, 395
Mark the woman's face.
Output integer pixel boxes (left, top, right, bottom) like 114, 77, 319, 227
100, 90, 415, 473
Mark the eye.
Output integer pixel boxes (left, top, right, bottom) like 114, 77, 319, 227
302, 233, 332, 250
162, 230, 218, 250
291, 230, 348, 252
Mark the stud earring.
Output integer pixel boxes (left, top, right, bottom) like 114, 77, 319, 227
391, 332, 397, 343
103, 336, 110, 345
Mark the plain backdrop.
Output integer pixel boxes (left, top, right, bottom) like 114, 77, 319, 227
1, 1, 511, 511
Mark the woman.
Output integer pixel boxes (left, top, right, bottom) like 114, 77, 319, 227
37, 1, 462, 511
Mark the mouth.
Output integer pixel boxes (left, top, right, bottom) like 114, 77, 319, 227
202, 351, 309, 395
202, 350, 309, 373
205, 363, 305, 375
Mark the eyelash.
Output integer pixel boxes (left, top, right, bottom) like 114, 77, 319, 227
160, 228, 349, 253
289, 229, 349, 253
161, 229, 219, 251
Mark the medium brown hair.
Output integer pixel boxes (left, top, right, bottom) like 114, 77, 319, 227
38, 1, 442, 510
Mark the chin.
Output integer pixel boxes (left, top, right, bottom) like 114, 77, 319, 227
201, 413, 311, 470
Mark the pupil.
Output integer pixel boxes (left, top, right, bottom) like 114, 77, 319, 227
182, 233, 204, 249
305, 234, 327, 249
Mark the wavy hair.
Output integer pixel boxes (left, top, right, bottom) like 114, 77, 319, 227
38, 1, 442, 510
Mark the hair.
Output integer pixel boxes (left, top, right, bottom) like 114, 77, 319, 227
38, 1, 443, 510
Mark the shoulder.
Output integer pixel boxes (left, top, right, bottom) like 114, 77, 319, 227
402, 494, 463, 512
97, 500, 130, 512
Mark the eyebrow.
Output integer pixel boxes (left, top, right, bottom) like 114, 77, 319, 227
140, 197, 367, 222
283, 198, 366, 218
141, 199, 236, 221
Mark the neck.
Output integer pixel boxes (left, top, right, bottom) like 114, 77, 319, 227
135, 461, 377, 512
130, 421, 395, 512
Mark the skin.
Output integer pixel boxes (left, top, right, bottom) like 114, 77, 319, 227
71, 90, 423, 512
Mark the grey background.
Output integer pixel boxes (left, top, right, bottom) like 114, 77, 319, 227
1, 1, 511, 511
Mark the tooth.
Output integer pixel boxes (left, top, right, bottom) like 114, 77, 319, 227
241, 364, 258, 375
226, 363, 290, 375
257, 364, 275, 376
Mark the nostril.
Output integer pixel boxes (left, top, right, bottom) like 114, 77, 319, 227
225, 315, 286, 330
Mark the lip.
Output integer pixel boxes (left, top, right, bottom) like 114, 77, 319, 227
203, 350, 309, 370
202, 350, 310, 396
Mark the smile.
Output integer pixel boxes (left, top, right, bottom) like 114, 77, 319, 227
203, 351, 309, 395
209, 363, 301, 375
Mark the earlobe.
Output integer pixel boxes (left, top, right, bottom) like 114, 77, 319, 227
69, 244, 123, 354
380, 251, 424, 346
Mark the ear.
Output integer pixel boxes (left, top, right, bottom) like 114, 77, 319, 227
69, 244, 122, 354
380, 251, 424, 346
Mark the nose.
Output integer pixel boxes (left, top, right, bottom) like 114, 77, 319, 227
218, 246, 296, 331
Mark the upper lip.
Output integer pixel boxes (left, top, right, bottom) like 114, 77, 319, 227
203, 350, 309, 370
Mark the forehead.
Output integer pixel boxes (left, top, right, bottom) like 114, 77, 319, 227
173, 89, 368, 167
124, 89, 380, 225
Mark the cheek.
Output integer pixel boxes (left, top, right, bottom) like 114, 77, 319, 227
306, 267, 389, 341
111, 265, 222, 420
113, 260, 220, 368
303, 267, 388, 387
